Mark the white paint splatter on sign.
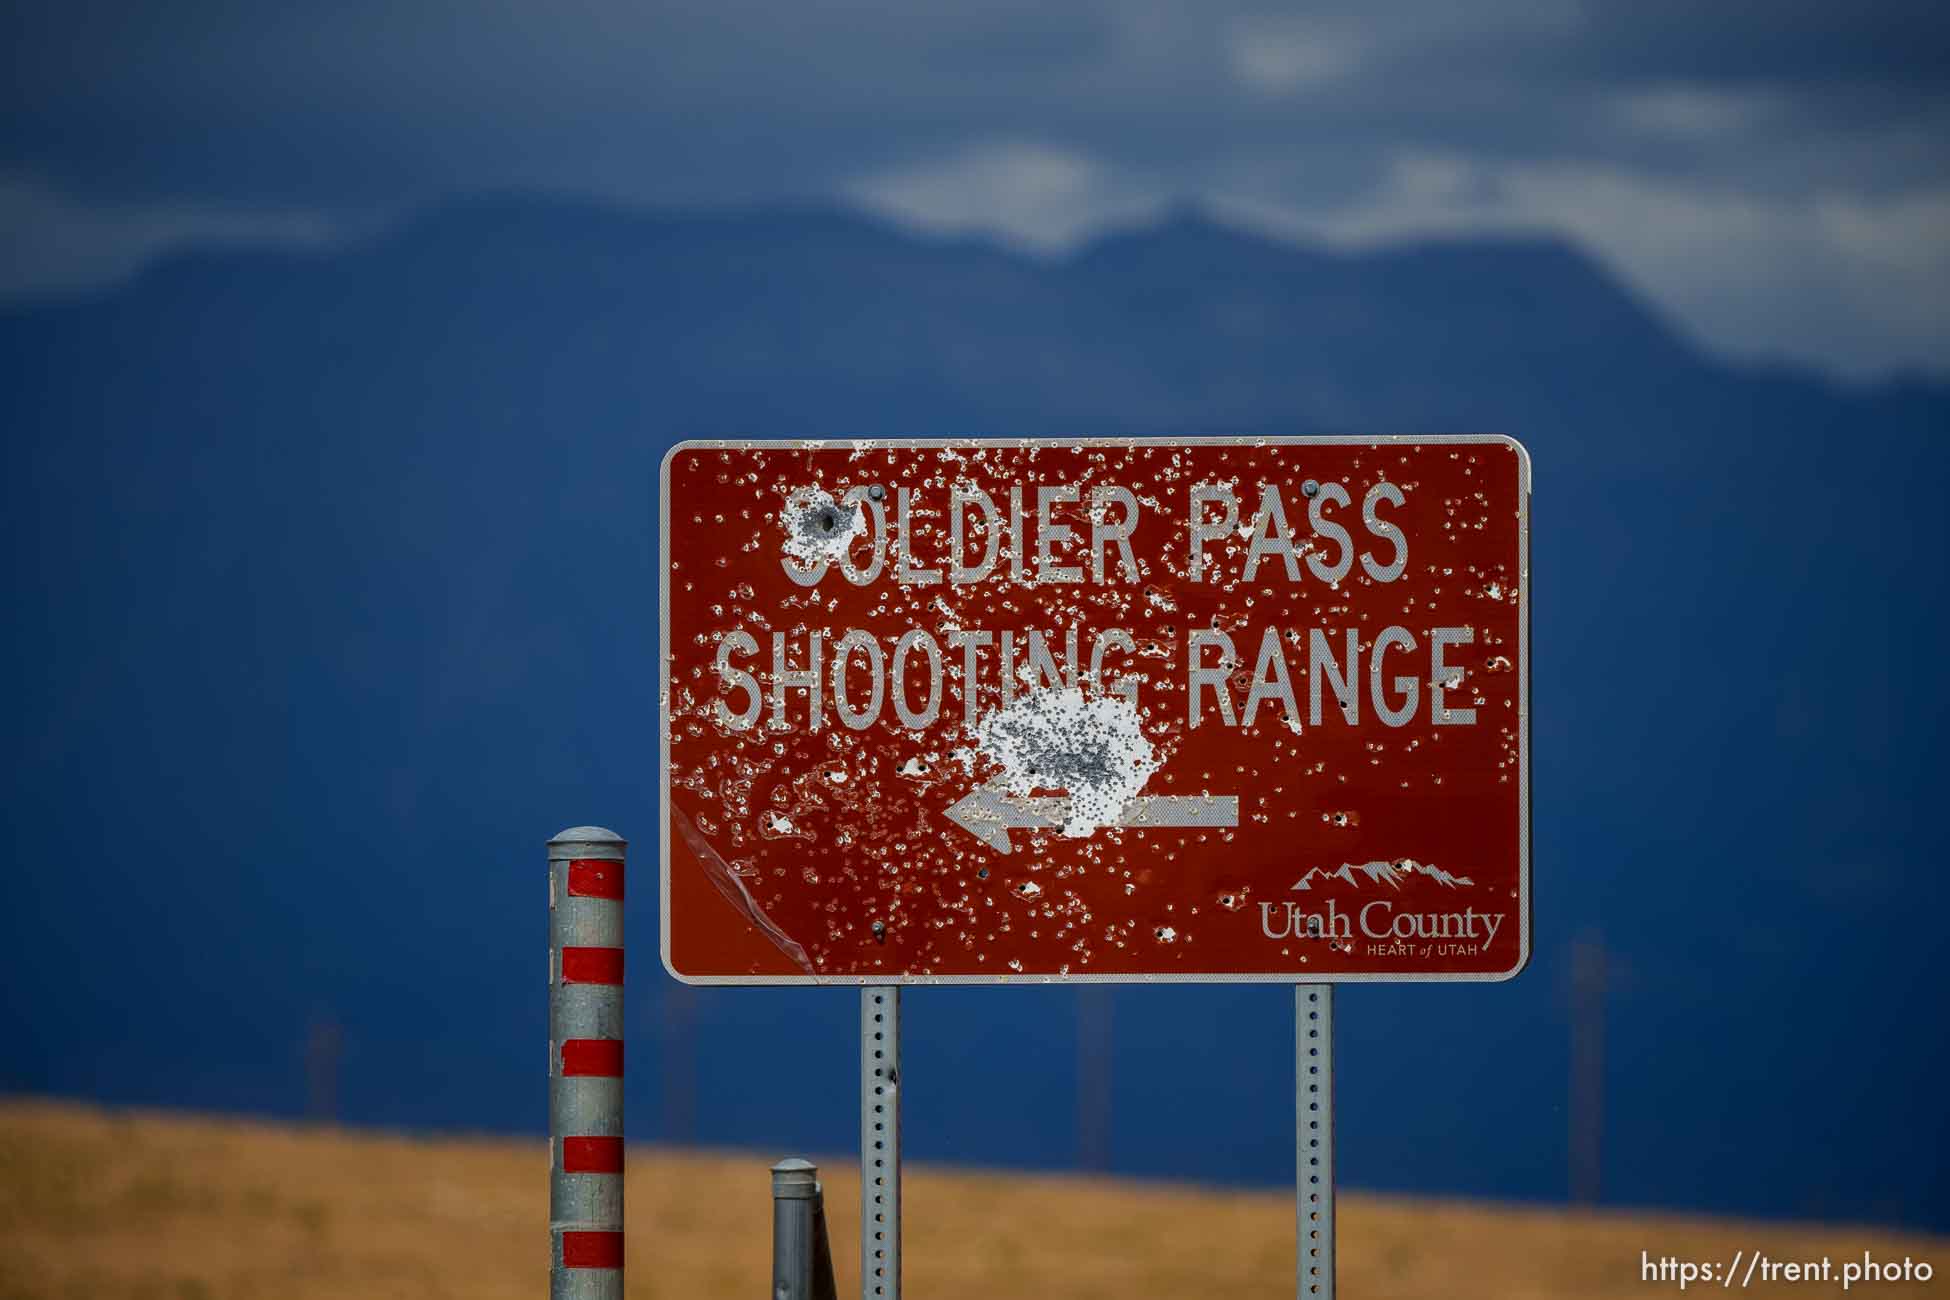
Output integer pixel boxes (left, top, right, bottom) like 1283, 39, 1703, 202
779, 486, 864, 568
973, 686, 1159, 838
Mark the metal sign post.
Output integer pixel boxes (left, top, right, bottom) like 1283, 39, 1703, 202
1298, 985, 1335, 1298
845, 986, 1336, 1298
861, 988, 902, 1300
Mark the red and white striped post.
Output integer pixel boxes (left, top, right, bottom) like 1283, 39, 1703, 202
549, 826, 627, 1299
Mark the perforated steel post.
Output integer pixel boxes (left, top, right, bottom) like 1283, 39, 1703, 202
861, 987, 901, 1300
1297, 985, 1335, 1299
549, 827, 627, 1299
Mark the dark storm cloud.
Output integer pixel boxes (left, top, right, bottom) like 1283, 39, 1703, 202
4, 0, 1942, 202
1556, 0, 1949, 89
1, 0, 1946, 373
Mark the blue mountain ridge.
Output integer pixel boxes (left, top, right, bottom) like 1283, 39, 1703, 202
1, 195, 1944, 1229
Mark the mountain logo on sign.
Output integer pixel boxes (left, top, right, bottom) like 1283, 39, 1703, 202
1289, 859, 1475, 891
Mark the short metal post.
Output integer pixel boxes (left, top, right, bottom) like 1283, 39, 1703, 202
1298, 985, 1335, 1298
773, 1158, 837, 1300
861, 987, 901, 1300
549, 827, 627, 1299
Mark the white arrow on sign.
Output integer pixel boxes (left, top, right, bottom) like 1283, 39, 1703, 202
943, 786, 1239, 854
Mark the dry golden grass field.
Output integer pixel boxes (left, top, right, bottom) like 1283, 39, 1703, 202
0, 1100, 1942, 1299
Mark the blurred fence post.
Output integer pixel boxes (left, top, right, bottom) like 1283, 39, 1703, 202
549, 826, 628, 1299
1570, 934, 1607, 1206
661, 977, 699, 1143
304, 1013, 342, 1123
1076, 985, 1113, 1171
772, 1158, 839, 1300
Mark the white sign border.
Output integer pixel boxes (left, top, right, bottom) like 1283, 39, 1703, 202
658, 434, 1531, 986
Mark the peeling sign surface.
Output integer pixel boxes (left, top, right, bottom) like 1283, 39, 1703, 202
659, 436, 1530, 984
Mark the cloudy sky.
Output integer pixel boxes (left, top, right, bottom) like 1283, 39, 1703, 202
2, 0, 1945, 378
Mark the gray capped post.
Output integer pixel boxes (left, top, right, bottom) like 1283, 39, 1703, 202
549, 826, 628, 1299
771, 1158, 838, 1300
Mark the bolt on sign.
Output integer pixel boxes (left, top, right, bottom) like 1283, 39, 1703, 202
660, 437, 1530, 984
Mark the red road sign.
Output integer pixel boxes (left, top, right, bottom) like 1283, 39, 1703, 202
660, 437, 1529, 983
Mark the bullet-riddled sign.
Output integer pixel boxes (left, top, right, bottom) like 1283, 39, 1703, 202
659, 437, 1529, 983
